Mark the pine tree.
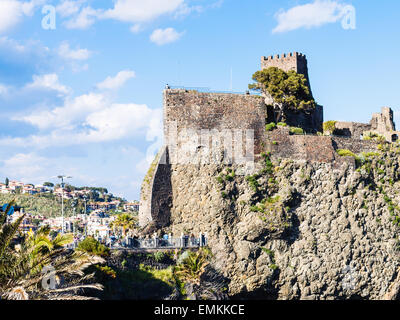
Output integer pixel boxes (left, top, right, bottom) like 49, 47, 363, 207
249, 67, 316, 123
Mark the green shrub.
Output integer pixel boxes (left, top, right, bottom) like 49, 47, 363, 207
76, 236, 110, 257
336, 149, 356, 158
265, 122, 277, 131
246, 175, 260, 193
153, 251, 165, 262
277, 122, 287, 127
323, 121, 337, 135
362, 152, 380, 159
269, 264, 279, 270
363, 131, 386, 143
289, 127, 304, 135
261, 247, 274, 258
96, 265, 117, 279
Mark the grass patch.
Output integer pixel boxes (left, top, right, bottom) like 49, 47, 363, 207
265, 122, 277, 131
289, 127, 304, 135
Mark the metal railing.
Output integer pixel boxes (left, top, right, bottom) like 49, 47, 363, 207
68, 236, 208, 251
113, 236, 208, 250
167, 85, 262, 96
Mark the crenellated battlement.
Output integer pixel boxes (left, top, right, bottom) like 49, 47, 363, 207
261, 51, 311, 96
262, 52, 306, 61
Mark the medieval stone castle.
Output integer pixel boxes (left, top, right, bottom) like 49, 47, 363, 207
139, 52, 399, 229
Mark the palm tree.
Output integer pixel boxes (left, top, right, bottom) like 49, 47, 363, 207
0, 200, 104, 300
173, 248, 211, 286
109, 213, 137, 237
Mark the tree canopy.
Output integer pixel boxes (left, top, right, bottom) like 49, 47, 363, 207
249, 67, 316, 112
43, 182, 54, 188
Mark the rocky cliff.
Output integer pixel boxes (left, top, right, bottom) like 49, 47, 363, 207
159, 146, 400, 300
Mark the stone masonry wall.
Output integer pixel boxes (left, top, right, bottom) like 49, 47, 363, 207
264, 128, 379, 164
334, 108, 400, 143
139, 146, 172, 228
261, 52, 311, 94
335, 122, 372, 139
164, 89, 267, 154
333, 136, 378, 154
265, 127, 336, 163
261, 52, 309, 81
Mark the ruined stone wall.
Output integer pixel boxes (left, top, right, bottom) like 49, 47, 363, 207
335, 122, 372, 139
334, 107, 400, 143
371, 107, 396, 132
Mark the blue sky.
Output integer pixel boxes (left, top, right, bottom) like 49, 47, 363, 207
0, 0, 399, 200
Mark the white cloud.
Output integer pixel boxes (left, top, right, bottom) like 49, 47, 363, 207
19, 92, 107, 130
58, 0, 221, 34
102, 0, 184, 23
130, 24, 142, 33
0, 36, 27, 52
83, 103, 161, 142
0, 78, 163, 199
150, 27, 184, 45
0, 0, 24, 33
1, 153, 51, 183
4, 103, 161, 148
58, 41, 91, 60
56, 0, 86, 18
0, 84, 8, 95
272, 0, 348, 33
96, 70, 136, 90
6, 85, 162, 148
26, 74, 70, 95
64, 6, 99, 29
0, 0, 45, 33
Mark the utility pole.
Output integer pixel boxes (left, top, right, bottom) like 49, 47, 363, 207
230, 67, 233, 92
57, 175, 72, 234
83, 192, 88, 237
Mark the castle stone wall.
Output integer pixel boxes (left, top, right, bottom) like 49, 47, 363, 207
261, 52, 311, 93
334, 107, 400, 143
139, 146, 172, 228
335, 122, 372, 139
332, 136, 377, 154
283, 104, 323, 133
265, 127, 336, 163
164, 89, 267, 154
261, 52, 308, 78
264, 128, 378, 164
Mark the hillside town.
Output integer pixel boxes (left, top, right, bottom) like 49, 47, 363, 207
0, 179, 140, 246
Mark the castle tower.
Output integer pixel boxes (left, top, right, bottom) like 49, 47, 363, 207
261, 52, 322, 132
261, 52, 312, 96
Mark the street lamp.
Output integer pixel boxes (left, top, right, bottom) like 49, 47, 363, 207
57, 175, 72, 234
83, 192, 88, 237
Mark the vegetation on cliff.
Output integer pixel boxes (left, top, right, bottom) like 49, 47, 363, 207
323, 120, 337, 135
77, 236, 110, 258
166, 138, 400, 299
249, 67, 316, 122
